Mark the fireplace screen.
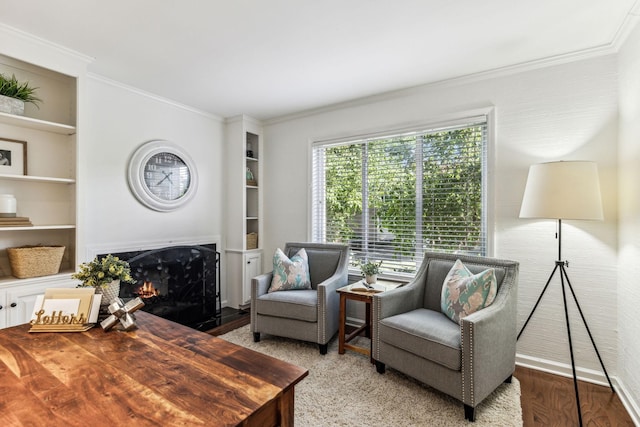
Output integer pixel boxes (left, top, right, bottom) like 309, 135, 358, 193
102, 244, 221, 331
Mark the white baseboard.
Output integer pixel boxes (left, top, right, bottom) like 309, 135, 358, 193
516, 353, 640, 425
516, 353, 612, 386
615, 379, 640, 426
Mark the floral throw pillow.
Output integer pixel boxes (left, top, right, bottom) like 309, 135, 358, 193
268, 248, 312, 293
440, 259, 497, 324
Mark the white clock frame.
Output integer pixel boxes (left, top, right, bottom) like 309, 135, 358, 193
127, 140, 198, 212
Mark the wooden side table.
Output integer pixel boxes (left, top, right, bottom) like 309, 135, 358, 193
337, 280, 402, 363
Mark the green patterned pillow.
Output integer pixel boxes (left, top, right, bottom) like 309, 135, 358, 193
440, 259, 497, 324
268, 248, 312, 292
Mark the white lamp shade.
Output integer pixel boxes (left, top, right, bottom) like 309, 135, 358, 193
519, 161, 604, 220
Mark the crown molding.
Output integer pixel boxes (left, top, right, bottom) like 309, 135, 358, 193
0, 23, 93, 73
87, 73, 224, 122
225, 114, 262, 127
265, 3, 640, 127
612, 0, 640, 51
264, 41, 619, 126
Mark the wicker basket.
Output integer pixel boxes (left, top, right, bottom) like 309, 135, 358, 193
246, 179, 257, 187
246, 233, 258, 250
7, 245, 65, 279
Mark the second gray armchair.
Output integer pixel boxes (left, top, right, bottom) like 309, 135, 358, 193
251, 242, 349, 354
372, 251, 519, 422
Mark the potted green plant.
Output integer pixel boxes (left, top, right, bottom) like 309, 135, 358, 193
73, 254, 136, 305
0, 73, 42, 116
360, 260, 382, 284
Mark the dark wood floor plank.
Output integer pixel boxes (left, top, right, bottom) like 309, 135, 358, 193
514, 366, 634, 426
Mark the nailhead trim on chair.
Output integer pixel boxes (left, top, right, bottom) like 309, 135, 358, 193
318, 285, 326, 344
373, 296, 380, 360
470, 321, 475, 406
461, 320, 476, 407
461, 322, 466, 404
250, 280, 257, 331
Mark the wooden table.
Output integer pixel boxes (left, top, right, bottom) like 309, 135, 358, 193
337, 281, 402, 363
0, 311, 308, 427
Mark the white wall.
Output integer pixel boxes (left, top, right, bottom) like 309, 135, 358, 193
81, 76, 225, 247
263, 54, 620, 380
617, 19, 640, 420
79, 76, 228, 298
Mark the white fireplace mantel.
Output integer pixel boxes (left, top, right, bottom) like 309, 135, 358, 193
85, 235, 222, 261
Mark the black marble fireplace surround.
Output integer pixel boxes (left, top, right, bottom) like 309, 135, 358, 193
101, 244, 221, 331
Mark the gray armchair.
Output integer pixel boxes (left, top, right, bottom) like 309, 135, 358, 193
251, 242, 349, 354
372, 251, 519, 422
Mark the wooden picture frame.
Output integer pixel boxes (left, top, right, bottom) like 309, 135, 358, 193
0, 138, 27, 175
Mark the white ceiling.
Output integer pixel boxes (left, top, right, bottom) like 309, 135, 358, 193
1, 0, 638, 120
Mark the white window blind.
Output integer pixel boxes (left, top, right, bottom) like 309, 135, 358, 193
311, 117, 488, 276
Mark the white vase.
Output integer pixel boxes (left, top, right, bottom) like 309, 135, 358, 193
0, 95, 25, 116
0, 194, 16, 218
96, 279, 121, 306
365, 274, 377, 285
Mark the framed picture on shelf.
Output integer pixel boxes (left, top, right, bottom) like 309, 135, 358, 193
0, 138, 27, 175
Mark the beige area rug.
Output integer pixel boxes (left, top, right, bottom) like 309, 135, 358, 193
220, 326, 523, 426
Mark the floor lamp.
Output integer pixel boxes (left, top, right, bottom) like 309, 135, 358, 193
518, 161, 614, 427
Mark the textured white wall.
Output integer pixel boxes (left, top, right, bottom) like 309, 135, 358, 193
81, 76, 225, 253
618, 20, 640, 417
263, 54, 619, 378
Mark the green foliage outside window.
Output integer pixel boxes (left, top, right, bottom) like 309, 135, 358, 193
315, 123, 486, 275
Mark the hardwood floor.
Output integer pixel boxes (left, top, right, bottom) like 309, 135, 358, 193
207, 307, 250, 336
515, 365, 634, 426
208, 312, 634, 426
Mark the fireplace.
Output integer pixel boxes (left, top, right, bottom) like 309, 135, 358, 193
101, 244, 221, 331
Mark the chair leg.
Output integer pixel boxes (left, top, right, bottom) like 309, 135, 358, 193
375, 361, 386, 374
319, 343, 328, 355
464, 404, 476, 422
504, 375, 513, 384
253, 332, 260, 342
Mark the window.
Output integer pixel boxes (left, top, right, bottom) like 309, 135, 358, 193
311, 115, 489, 276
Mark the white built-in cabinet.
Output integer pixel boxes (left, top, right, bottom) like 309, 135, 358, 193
0, 48, 82, 327
243, 251, 262, 307
225, 115, 264, 309
0, 278, 76, 328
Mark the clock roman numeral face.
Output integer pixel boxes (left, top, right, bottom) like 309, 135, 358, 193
143, 152, 191, 201
128, 140, 198, 211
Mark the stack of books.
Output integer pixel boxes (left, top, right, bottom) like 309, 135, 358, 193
0, 216, 33, 227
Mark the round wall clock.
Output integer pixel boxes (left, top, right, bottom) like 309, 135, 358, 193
127, 140, 198, 212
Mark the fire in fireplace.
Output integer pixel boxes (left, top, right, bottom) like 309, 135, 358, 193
137, 281, 160, 298
101, 244, 221, 331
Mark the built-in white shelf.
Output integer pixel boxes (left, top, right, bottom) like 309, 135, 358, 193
0, 111, 76, 135
0, 225, 75, 232
0, 45, 81, 329
0, 174, 75, 184
0, 270, 74, 288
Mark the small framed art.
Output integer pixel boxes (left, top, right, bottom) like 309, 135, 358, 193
0, 138, 27, 175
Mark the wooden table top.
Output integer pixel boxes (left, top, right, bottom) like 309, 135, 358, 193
337, 280, 404, 296
0, 311, 308, 426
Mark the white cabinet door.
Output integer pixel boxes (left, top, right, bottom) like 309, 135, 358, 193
243, 252, 262, 305
5, 283, 49, 327
3, 281, 75, 328
0, 291, 7, 329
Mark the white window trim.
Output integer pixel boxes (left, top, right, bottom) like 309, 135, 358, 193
306, 107, 497, 274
